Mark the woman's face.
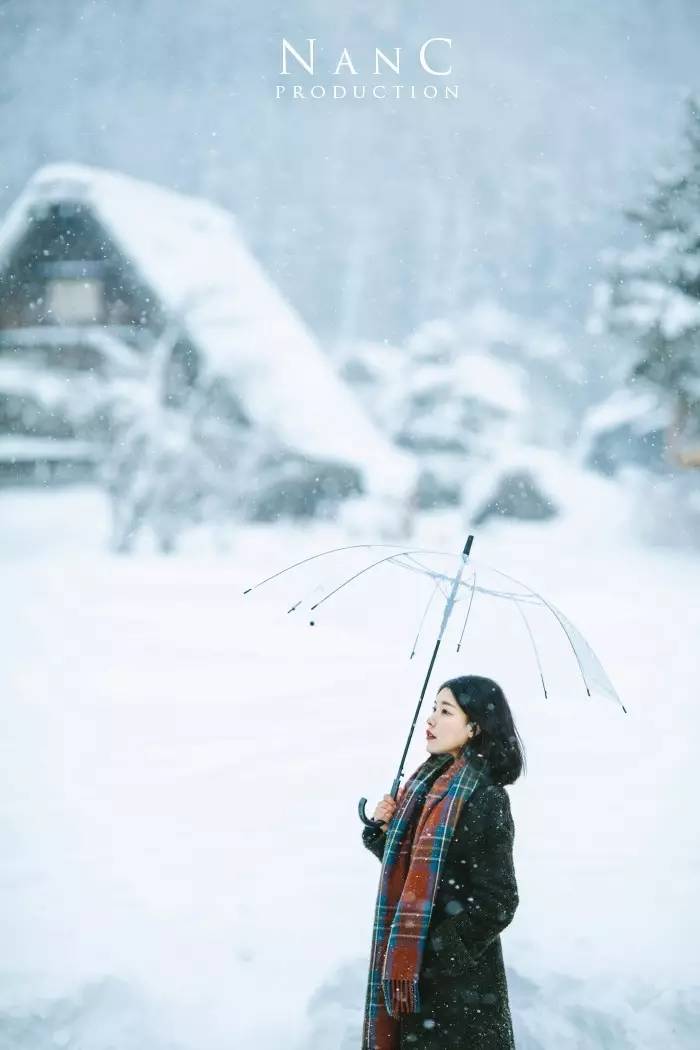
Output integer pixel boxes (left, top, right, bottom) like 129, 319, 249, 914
426, 687, 477, 757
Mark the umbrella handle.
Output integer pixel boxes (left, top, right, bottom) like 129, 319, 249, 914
358, 773, 403, 827
358, 796, 387, 829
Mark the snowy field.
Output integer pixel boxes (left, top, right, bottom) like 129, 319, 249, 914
2, 475, 699, 1049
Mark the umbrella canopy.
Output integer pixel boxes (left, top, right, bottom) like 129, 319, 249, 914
243, 534, 625, 825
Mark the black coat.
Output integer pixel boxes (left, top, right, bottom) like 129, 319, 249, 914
362, 782, 519, 1050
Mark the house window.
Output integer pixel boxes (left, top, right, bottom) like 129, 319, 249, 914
46, 278, 104, 324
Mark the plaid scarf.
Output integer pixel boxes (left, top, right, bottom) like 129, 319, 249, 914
361, 746, 493, 1050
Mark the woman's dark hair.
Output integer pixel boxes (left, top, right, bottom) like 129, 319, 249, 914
437, 674, 526, 785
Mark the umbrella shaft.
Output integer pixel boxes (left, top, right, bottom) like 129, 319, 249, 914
437, 551, 468, 639
390, 541, 473, 798
390, 636, 442, 797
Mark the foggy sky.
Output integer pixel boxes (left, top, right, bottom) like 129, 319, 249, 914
1, 0, 699, 345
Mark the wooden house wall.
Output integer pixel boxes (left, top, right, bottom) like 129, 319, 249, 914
0, 200, 202, 479
0, 202, 161, 336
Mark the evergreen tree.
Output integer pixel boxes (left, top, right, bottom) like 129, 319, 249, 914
595, 93, 700, 465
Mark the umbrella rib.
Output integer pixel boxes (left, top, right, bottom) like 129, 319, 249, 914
456, 571, 478, 652
512, 598, 549, 698
402, 553, 458, 591
409, 578, 442, 659
477, 562, 621, 706
390, 558, 542, 606
402, 553, 441, 574
387, 554, 453, 598
308, 552, 431, 612
242, 543, 428, 594
244, 542, 528, 597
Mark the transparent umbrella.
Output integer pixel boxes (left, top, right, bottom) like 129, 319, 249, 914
242, 534, 626, 828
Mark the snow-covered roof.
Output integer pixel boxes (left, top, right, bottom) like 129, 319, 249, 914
0, 162, 417, 499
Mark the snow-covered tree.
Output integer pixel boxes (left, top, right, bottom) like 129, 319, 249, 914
96, 318, 365, 553
591, 93, 700, 468
93, 321, 254, 552
334, 301, 582, 521
575, 386, 672, 478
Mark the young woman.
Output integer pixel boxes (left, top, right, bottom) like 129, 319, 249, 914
360, 674, 525, 1050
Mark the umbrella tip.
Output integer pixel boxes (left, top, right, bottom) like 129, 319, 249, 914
463, 535, 474, 556
243, 588, 252, 595
309, 620, 315, 626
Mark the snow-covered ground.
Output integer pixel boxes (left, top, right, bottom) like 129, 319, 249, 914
1, 475, 698, 1048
